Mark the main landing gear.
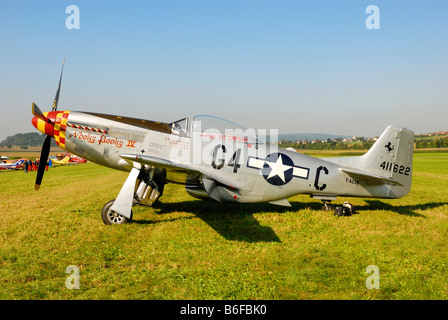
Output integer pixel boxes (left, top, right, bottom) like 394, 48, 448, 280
102, 199, 132, 225
101, 169, 165, 225
320, 200, 357, 217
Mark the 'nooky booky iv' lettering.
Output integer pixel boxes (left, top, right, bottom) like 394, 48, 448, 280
73, 131, 96, 144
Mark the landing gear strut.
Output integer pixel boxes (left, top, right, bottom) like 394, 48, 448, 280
320, 201, 334, 211
101, 168, 165, 225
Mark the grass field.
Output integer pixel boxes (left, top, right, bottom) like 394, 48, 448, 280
0, 152, 447, 300
0, 146, 66, 160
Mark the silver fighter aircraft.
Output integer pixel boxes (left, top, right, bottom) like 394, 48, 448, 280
31, 63, 414, 224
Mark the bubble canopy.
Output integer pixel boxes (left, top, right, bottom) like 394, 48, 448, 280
192, 115, 247, 132
169, 115, 259, 142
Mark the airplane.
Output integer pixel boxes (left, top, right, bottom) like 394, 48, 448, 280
31, 62, 414, 225
68, 154, 88, 163
49, 156, 71, 166
0, 159, 27, 170
55, 153, 87, 163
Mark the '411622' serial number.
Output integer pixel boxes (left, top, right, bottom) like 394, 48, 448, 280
380, 161, 410, 175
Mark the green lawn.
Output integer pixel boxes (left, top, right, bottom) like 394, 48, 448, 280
0, 152, 447, 299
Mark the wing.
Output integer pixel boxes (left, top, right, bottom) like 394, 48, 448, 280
119, 154, 249, 191
340, 167, 404, 187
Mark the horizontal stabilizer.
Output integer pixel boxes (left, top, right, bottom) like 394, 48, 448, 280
340, 167, 404, 187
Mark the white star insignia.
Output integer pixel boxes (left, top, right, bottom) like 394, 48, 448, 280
247, 153, 310, 186
266, 155, 290, 182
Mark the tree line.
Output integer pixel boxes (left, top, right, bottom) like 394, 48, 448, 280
414, 137, 448, 149
282, 136, 448, 150
0, 133, 57, 148
280, 139, 376, 151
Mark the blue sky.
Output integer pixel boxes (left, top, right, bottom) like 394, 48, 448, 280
1, 0, 447, 141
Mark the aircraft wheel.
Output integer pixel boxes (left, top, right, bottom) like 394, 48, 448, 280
101, 200, 132, 225
334, 202, 356, 217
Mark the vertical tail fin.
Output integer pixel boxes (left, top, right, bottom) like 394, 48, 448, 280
360, 125, 414, 197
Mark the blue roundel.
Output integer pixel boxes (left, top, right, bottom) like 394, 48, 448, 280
261, 153, 294, 186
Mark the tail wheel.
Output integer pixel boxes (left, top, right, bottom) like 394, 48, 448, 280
101, 200, 132, 225
334, 202, 356, 217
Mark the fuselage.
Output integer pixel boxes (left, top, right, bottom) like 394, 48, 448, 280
32, 111, 408, 204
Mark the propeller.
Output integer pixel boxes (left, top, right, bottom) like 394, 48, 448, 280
34, 60, 65, 191
32, 102, 51, 123
35, 136, 52, 190
52, 59, 65, 111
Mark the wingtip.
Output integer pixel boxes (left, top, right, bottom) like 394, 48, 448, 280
35, 184, 40, 191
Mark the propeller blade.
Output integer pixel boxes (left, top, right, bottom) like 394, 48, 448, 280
52, 59, 65, 112
32, 102, 51, 123
35, 135, 52, 191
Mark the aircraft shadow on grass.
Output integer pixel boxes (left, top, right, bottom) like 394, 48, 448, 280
359, 200, 448, 218
133, 199, 448, 242
135, 200, 292, 243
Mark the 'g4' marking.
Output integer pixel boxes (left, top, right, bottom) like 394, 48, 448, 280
211, 144, 225, 169
211, 144, 241, 173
